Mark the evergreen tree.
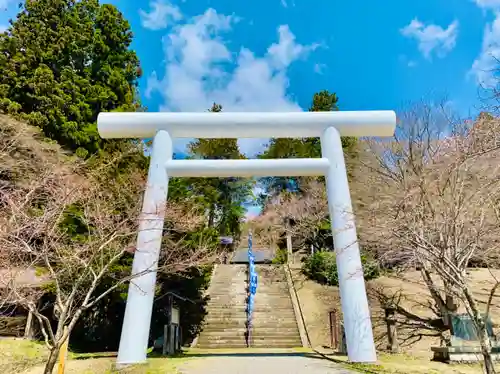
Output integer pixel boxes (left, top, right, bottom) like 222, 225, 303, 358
182, 103, 253, 239
0, 0, 142, 157
258, 90, 357, 201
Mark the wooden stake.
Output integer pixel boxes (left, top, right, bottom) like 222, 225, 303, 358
57, 326, 69, 374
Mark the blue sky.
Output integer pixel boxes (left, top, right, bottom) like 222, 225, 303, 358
1, 0, 499, 156
1, 0, 500, 216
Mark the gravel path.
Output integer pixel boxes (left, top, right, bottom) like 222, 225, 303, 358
178, 354, 355, 374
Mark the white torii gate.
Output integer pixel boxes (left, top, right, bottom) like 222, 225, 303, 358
97, 110, 396, 365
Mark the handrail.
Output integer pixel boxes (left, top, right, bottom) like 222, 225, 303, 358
161, 291, 196, 304
284, 263, 312, 348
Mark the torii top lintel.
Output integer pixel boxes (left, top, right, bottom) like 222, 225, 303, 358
97, 111, 396, 139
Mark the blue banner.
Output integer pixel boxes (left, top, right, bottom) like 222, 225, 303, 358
247, 231, 257, 328
247, 293, 255, 313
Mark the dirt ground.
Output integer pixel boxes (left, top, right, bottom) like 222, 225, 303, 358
290, 264, 500, 360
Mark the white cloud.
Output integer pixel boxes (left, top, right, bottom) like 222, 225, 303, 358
400, 18, 459, 60
474, 0, 500, 9
280, 0, 295, 8
398, 54, 417, 68
0, 0, 13, 9
469, 13, 500, 85
147, 8, 318, 157
140, 0, 182, 30
314, 63, 326, 74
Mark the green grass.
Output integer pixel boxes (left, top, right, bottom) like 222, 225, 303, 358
0, 338, 187, 374
63, 356, 188, 374
0, 338, 48, 373
327, 353, 484, 374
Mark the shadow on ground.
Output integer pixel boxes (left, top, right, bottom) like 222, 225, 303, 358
182, 352, 323, 358
73, 352, 117, 360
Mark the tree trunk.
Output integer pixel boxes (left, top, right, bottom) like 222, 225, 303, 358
24, 310, 34, 339
480, 342, 496, 374
43, 347, 59, 374
208, 204, 215, 228
476, 317, 496, 374
463, 287, 497, 374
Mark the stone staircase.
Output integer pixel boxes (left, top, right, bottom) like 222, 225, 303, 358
195, 263, 302, 348
249, 264, 302, 348
195, 264, 247, 348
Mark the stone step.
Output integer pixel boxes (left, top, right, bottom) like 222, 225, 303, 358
250, 301, 293, 305
205, 309, 247, 314
196, 342, 302, 349
200, 326, 300, 334
200, 330, 300, 338
203, 322, 299, 329
248, 299, 294, 303
205, 306, 247, 310
209, 286, 244, 289
205, 310, 296, 317
206, 301, 290, 307
206, 300, 290, 306
207, 303, 294, 308
206, 302, 247, 306
247, 289, 290, 293
206, 305, 247, 310
205, 305, 247, 309
196, 339, 302, 347
252, 319, 299, 325
251, 318, 298, 323
209, 290, 289, 294
197, 339, 301, 348
197, 337, 302, 347
206, 301, 247, 306
203, 320, 299, 328
210, 286, 288, 290
208, 295, 291, 300
208, 296, 291, 301
205, 312, 297, 319
250, 307, 296, 312
198, 334, 301, 341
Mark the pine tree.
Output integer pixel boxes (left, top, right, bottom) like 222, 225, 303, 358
185, 103, 253, 239
0, 0, 142, 157
259, 90, 357, 200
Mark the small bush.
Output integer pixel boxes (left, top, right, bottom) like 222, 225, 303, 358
272, 247, 288, 264
302, 250, 380, 286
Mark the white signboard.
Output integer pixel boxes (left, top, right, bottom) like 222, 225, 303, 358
171, 307, 180, 325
